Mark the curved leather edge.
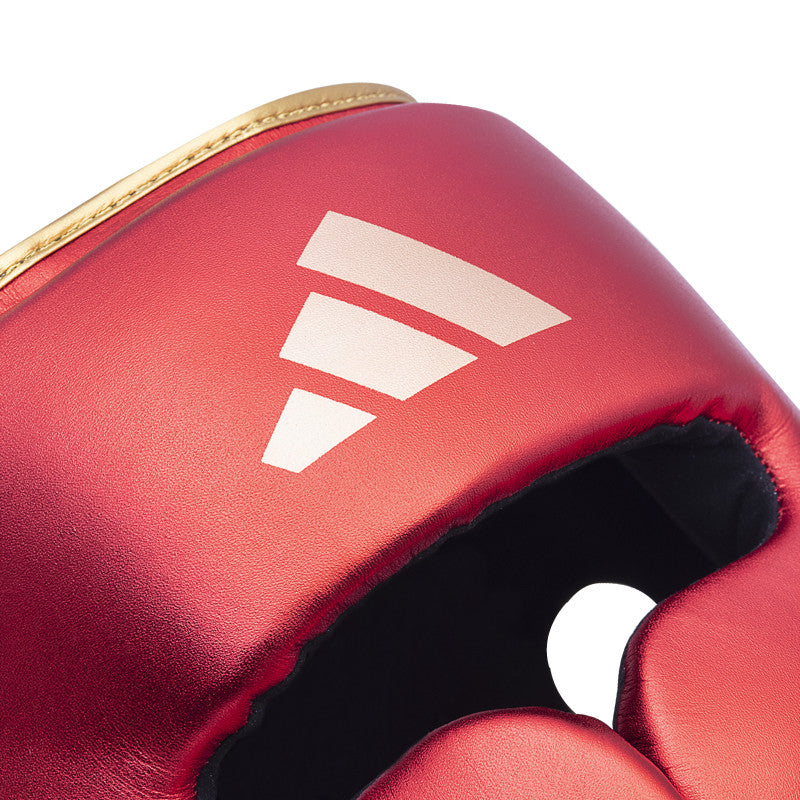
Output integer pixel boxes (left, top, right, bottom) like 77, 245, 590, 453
0, 82, 414, 290
357, 708, 683, 800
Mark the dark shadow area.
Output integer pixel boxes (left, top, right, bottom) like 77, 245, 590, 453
200, 418, 778, 800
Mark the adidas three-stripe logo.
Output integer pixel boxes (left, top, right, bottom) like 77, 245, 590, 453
262, 212, 570, 472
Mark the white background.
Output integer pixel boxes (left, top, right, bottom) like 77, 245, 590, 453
1, 0, 798, 723
2, 1, 798, 403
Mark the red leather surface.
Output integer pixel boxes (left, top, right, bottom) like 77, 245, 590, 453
616, 477, 800, 799
358, 708, 682, 800
1, 100, 799, 798
0, 104, 387, 316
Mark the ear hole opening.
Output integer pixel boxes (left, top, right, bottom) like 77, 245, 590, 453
200, 418, 779, 800
546, 582, 656, 725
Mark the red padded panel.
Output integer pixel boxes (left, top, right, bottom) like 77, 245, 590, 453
358, 708, 682, 800
0, 104, 386, 315
1, 99, 798, 799
617, 495, 800, 799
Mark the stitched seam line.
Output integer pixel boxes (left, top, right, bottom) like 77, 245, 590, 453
0, 90, 405, 282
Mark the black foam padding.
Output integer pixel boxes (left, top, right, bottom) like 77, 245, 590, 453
199, 418, 778, 800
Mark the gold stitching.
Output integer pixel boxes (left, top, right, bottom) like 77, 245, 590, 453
0, 89, 407, 284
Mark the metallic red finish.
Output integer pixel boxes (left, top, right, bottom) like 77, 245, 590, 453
1, 99, 799, 798
358, 708, 682, 800
616, 486, 800, 799
0, 104, 386, 316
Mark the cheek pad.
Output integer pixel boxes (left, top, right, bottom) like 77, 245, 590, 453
359, 708, 683, 800
1, 85, 798, 800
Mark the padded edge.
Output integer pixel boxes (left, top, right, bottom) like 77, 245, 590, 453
357, 708, 683, 800
0, 83, 414, 290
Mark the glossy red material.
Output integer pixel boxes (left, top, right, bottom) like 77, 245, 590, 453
1, 99, 799, 799
358, 708, 683, 800
0, 104, 384, 315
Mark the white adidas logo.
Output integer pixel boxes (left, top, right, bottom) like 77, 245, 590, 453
262, 211, 570, 472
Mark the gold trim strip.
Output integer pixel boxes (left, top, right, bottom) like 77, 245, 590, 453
0, 83, 414, 291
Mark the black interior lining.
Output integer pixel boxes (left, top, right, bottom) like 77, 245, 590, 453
199, 418, 779, 800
